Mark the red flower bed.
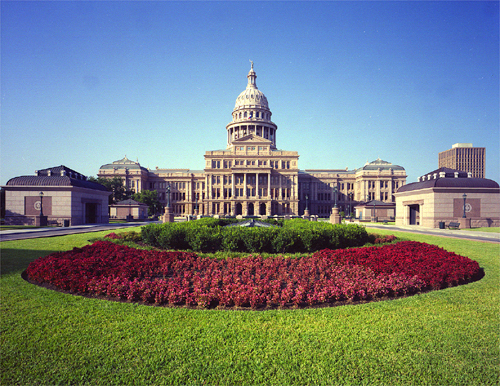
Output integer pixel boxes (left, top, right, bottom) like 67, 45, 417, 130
25, 240, 482, 309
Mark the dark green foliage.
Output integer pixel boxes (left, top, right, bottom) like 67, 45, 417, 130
88, 176, 132, 204
186, 226, 222, 252
141, 219, 369, 253
242, 228, 276, 253
221, 227, 247, 252
132, 190, 162, 216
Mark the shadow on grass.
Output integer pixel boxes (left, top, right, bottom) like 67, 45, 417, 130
0, 249, 58, 276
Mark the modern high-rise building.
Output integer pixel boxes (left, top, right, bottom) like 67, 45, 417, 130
98, 64, 407, 217
438, 143, 485, 178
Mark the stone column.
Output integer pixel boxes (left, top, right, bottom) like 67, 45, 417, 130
330, 206, 341, 224
256, 173, 259, 198
244, 173, 247, 198
458, 217, 471, 229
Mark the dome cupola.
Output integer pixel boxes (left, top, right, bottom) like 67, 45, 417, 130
226, 62, 278, 149
234, 62, 269, 110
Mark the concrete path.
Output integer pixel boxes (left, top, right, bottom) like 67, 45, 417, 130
0, 222, 157, 242
361, 223, 500, 243
1, 220, 498, 244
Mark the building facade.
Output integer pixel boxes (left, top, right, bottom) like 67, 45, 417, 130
394, 168, 499, 228
438, 143, 485, 178
98, 64, 407, 217
3, 166, 110, 226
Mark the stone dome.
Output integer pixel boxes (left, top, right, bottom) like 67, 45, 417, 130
234, 88, 269, 110
233, 62, 269, 111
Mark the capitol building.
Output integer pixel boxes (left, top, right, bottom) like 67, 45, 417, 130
98, 63, 407, 217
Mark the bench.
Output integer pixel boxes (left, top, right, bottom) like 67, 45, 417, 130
447, 221, 460, 229
382, 219, 388, 225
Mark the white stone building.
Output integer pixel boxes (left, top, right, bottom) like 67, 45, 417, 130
98, 64, 407, 217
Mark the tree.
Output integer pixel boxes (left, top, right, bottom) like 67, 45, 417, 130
87, 176, 133, 204
133, 190, 161, 216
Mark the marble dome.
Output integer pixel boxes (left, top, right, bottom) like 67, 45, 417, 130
233, 62, 269, 111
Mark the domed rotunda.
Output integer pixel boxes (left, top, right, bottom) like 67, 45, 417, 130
226, 62, 277, 149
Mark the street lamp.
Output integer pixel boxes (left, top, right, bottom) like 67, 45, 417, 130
305, 194, 309, 211
166, 183, 171, 209
333, 186, 338, 208
348, 193, 352, 217
462, 193, 467, 218
38, 191, 44, 217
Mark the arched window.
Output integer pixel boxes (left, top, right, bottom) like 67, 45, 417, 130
244, 112, 247, 118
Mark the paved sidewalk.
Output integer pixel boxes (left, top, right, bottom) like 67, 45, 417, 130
0, 222, 156, 242
1, 220, 498, 243
360, 222, 500, 243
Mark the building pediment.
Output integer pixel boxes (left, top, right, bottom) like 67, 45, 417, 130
232, 134, 272, 144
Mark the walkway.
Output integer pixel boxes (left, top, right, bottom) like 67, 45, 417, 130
0, 222, 156, 242
361, 223, 500, 243
1, 220, 498, 244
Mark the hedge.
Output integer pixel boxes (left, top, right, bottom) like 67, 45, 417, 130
141, 219, 369, 253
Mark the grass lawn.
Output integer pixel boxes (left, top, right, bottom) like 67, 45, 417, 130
465, 227, 500, 233
1, 227, 498, 385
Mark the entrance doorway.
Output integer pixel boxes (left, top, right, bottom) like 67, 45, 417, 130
248, 203, 254, 216
85, 203, 98, 224
259, 203, 266, 216
409, 204, 419, 225
235, 203, 242, 216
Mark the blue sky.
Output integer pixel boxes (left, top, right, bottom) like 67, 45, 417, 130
1, 1, 499, 186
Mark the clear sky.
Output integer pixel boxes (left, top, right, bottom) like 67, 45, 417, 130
1, 1, 499, 186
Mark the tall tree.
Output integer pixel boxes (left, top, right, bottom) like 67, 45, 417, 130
87, 176, 133, 204
133, 190, 161, 216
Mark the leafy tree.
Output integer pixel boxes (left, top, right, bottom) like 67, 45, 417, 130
87, 176, 133, 204
133, 190, 162, 216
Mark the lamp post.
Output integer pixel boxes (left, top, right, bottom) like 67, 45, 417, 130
462, 193, 467, 218
330, 186, 340, 224
166, 183, 171, 209
163, 183, 173, 223
39, 191, 44, 217
38, 191, 47, 226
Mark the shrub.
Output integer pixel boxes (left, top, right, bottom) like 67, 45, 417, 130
186, 226, 222, 252
141, 220, 370, 254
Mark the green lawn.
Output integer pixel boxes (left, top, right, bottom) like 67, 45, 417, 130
1, 227, 498, 385
465, 227, 500, 233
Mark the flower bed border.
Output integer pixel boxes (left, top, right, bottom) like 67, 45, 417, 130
24, 241, 484, 311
